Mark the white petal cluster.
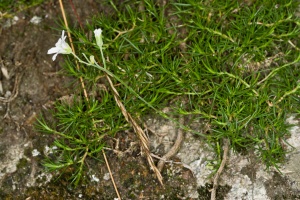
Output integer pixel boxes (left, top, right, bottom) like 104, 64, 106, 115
47, 30, 72, 61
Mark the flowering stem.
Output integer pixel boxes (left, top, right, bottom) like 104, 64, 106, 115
70, 51, 195, 139
71, 52, 155, 111
71, 52, 82, 63
99, 48, 107, 69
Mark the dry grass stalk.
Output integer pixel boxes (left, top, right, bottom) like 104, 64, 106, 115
105, 75, 164, 185
157, 116, 185, 172
211, 138, 230, 200
58, 1, 122, 199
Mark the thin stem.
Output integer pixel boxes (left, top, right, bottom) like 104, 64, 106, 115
211, 139, 230, 200
99, 48, 107, 69
97, 47, 164, 185
102, 149, 122, 199
276, 83, 300, 104
58, 1, 120, 197
59, 0, 89, 100
257, 55, 300, 85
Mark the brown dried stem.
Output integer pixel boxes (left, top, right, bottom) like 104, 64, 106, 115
58, 1, 121, 199
105, 75, 164, 185
157, 116, 185, 172
211, 138, 230, 200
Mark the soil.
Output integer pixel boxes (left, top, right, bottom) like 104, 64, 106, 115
1, 1, 300, 200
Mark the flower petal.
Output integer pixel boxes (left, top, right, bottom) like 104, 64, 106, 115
55, 38, 63, 47
47, 47, 59, 54
52, 53, 58, 61
94, 28, 102, 37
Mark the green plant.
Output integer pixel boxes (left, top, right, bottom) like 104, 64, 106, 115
0, 0, 44, 18
37, 0, 300, 186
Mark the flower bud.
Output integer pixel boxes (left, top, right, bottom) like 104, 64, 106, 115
90, 55, 95, 64
94, 28, 103, 48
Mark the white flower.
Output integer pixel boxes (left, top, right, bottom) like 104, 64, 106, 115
94, 28, 103, 48
47, 30, 72, 61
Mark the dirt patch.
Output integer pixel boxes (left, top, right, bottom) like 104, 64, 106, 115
0, 1, 74, 198
264, 171, 300, 200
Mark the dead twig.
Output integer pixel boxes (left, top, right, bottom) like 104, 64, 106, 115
0, 73, 22, 103
210, 139, 230, 200
103, 141, 138, 157
58, 1, 121, 199
3, 102, 10, 119
157, 116, 185, 172
151, 153, 194, 175
2, 73, 22, 119
105, 74, 164, 185
1, 59, 10, 80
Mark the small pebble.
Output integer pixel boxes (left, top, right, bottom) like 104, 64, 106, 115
32, 149, 40, 157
